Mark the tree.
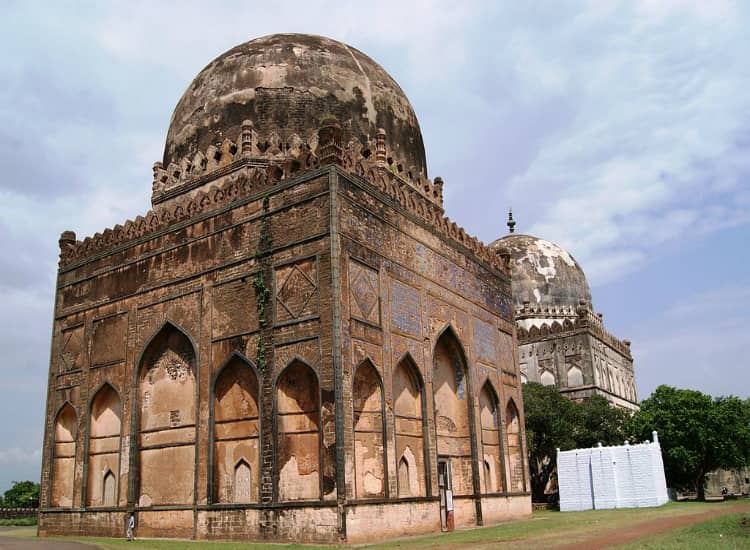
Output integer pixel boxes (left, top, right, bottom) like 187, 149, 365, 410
522, 382, 577, 501
2, 481, 40, 508
628, 385, 750, 500
573, 394, 629, 449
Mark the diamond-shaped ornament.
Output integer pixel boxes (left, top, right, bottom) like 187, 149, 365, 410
277, 267, 316, 319
351, 271, 378, 320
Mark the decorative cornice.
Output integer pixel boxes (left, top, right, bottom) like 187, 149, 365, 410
58, 123, 506, 278
516, 301, 632, 359
58, 165, 282, 269
151, 121, 443, 209
515, 302, 579, 320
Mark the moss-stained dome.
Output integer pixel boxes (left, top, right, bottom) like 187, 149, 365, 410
164, 33, 427, 176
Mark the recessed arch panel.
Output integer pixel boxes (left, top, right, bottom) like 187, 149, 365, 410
479, 382, 503, 493
51, 403, 77, 508
136, 323, 197, 507
393, 355, 427, 497
540, 370, 556, 387
352, 360, 385, 498
87, 384, 122, 507
505, 399, 524, 492
102, 470, 116, 506
212, 354, 260, 503
567, 366, 584, 387
432, 329, 474, 496
276, 360, 320, 501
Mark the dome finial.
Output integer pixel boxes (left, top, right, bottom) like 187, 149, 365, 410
507, 209, 516, 234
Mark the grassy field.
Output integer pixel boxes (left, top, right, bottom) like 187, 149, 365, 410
613, 511, 750, 549
2, 501, 747, 549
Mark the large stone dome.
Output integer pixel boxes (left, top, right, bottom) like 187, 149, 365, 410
490, 233, 592, 310
164, 33, 427, 176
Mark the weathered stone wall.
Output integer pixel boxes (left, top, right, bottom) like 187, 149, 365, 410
518, 322, 637, 410
40, 166, 531, 542
335, 172, 529, 531
704, 466, 750, 497
41, 169, 336, 540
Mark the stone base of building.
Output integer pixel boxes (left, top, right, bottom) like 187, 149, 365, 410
38, 495, 530, 543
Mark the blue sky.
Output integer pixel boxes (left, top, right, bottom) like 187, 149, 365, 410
1, 1, 748, 493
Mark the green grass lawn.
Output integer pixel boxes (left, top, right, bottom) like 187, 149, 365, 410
0, 527, 37, 538
613, 511, 750, 549
4, 501, 747, 549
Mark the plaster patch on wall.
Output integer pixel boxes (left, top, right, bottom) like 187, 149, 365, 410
279, 456, 320, 501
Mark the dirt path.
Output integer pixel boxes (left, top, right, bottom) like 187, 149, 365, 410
556, 502, 750, 549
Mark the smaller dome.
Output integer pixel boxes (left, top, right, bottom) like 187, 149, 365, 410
490, 234, 591, 311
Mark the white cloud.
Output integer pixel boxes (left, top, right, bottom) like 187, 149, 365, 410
478, 3, 750, 287
0, 448, 41, 465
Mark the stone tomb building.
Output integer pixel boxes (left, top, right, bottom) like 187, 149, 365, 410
490, 224, 639, 411
39, 34, 531, 543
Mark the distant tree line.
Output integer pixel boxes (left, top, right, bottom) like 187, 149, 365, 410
523, 383, 750, 502
0, 480, 39, 508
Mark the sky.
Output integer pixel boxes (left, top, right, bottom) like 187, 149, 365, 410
1, 1, 748, 493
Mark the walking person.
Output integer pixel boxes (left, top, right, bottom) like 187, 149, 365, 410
126, 512, 135, 541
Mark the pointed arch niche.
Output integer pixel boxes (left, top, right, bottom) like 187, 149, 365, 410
276, 360, 320, 501
87, 384, 121, 507
505, 399, 525, 492
393, 355, 426, 497
212, 354, 259, 503
136, 323, 197, 507
352, 360, 386, 499
567, 366, 584, 387
479, 383, 503, 493
432, 329, 474, 496
51, 403, 77, 508
540, 370, 556, 387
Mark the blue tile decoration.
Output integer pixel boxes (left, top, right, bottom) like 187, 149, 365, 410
473, 317, 498, 365
390, 280, 421, 336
